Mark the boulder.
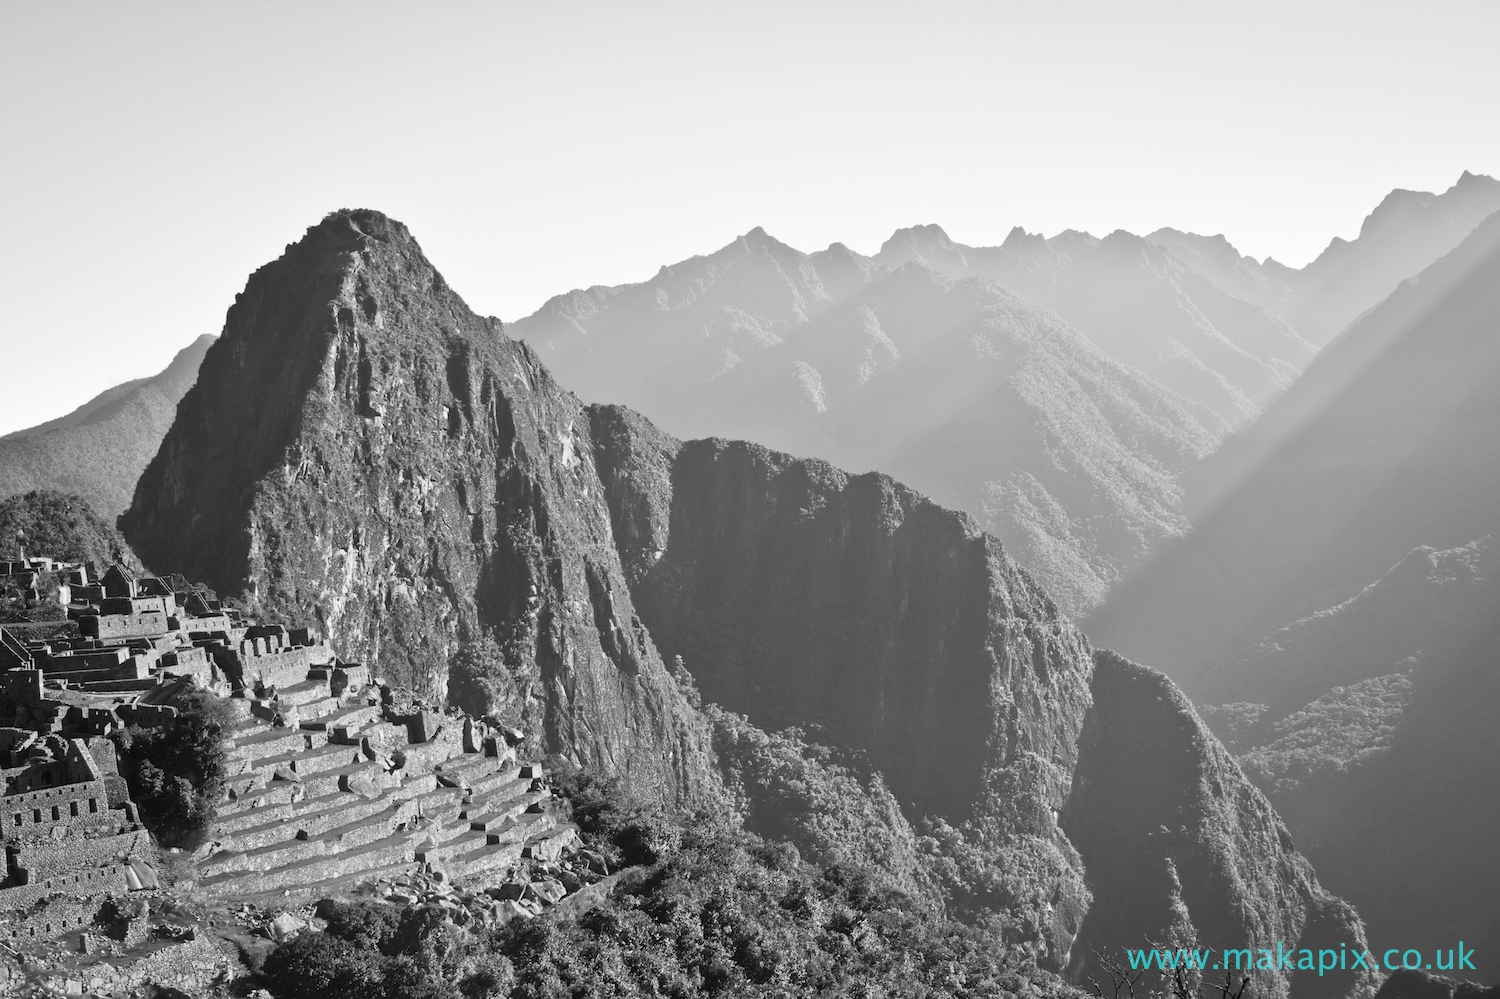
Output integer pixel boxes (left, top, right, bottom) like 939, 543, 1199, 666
266, 912, 306, 942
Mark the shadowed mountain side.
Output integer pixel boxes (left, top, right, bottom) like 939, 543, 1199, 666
589, 403, 1095, 823
118, 209, 714, 808
1181, 210, 1500, 521
1063, 652, 1378, 999
0, 334, 215, 515
589, 403, 1372, 994
1087, 211, 1500, 685
1201, 538, 1500, 979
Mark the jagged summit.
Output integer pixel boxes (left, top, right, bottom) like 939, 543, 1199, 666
998, 225, 1049, 258
119, 208, 714, 806
1449, 168, 1496, 190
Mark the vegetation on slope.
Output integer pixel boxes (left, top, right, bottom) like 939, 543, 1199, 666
0, 334, 214, 517
0, 489, 142, 569
111, 689, 236, 846
263, 760, 1086, 999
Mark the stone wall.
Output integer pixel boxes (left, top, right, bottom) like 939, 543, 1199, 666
11, 828, 153, 883
1, 777, 115, 841
212, 642, 311, 692
0, 892, 104, 941
0, 865, 126, 912
80, 611, 169, 641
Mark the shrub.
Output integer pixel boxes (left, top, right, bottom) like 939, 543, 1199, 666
111, 689, 236, 846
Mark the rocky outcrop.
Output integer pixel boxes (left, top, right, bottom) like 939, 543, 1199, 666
1063, 652, 1378, 999
119, 210, 713, 807
589, 402, 1093, 824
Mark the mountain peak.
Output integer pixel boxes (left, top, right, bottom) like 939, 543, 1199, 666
1448, 169, 1499, 193
890, 222, 952, 243
1000, 225, 1048, 253
120, 210, 715, 806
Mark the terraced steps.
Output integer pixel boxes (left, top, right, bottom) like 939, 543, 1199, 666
446, 840, 525, 881
468, 789, 548, 831
229, 727, 311, 763
199, 693, 555, 902
200, 833, 423, 895
300, 703, 383, 733
268, 680, 339, 707
217, 793, 399, 850
274, 857, 424, 899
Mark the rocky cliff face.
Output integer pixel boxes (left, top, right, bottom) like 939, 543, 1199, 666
119, 210, 713, 806
1064, 652, 1377, 999
589, 402, 1093, 823
589, 403, 1372, 993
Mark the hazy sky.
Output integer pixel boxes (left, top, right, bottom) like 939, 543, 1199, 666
3, 0, 1498, 435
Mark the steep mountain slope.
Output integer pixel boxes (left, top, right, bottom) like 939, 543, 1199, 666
0, 489, 142, 570
1087, 210, 1500, 982
1064, 652, 1377, 999
1280, 171, 1500, 345
589, 404, 1373, 997
589, 403, 1094, 823
875, 224, 1315, 426
1089, 210, 1500, 678
517, 237, 1222, 617
1203, 539, 1500, 978
0, 334, 214, 515
710, 266, 1222, 615
118, 210, 714, 807
514, 226, 843, 426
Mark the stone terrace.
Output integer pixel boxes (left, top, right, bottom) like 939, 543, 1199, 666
193, 668, 578, 901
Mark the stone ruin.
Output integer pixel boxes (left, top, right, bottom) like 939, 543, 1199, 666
0, 555, 584, 995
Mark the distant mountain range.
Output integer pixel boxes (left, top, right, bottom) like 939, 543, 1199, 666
510, 174, 1498, 617
514, 229, 1221, 616
0, 334, 215, 516
871, 222, 1313, 426
1150, 171, 1500, 348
